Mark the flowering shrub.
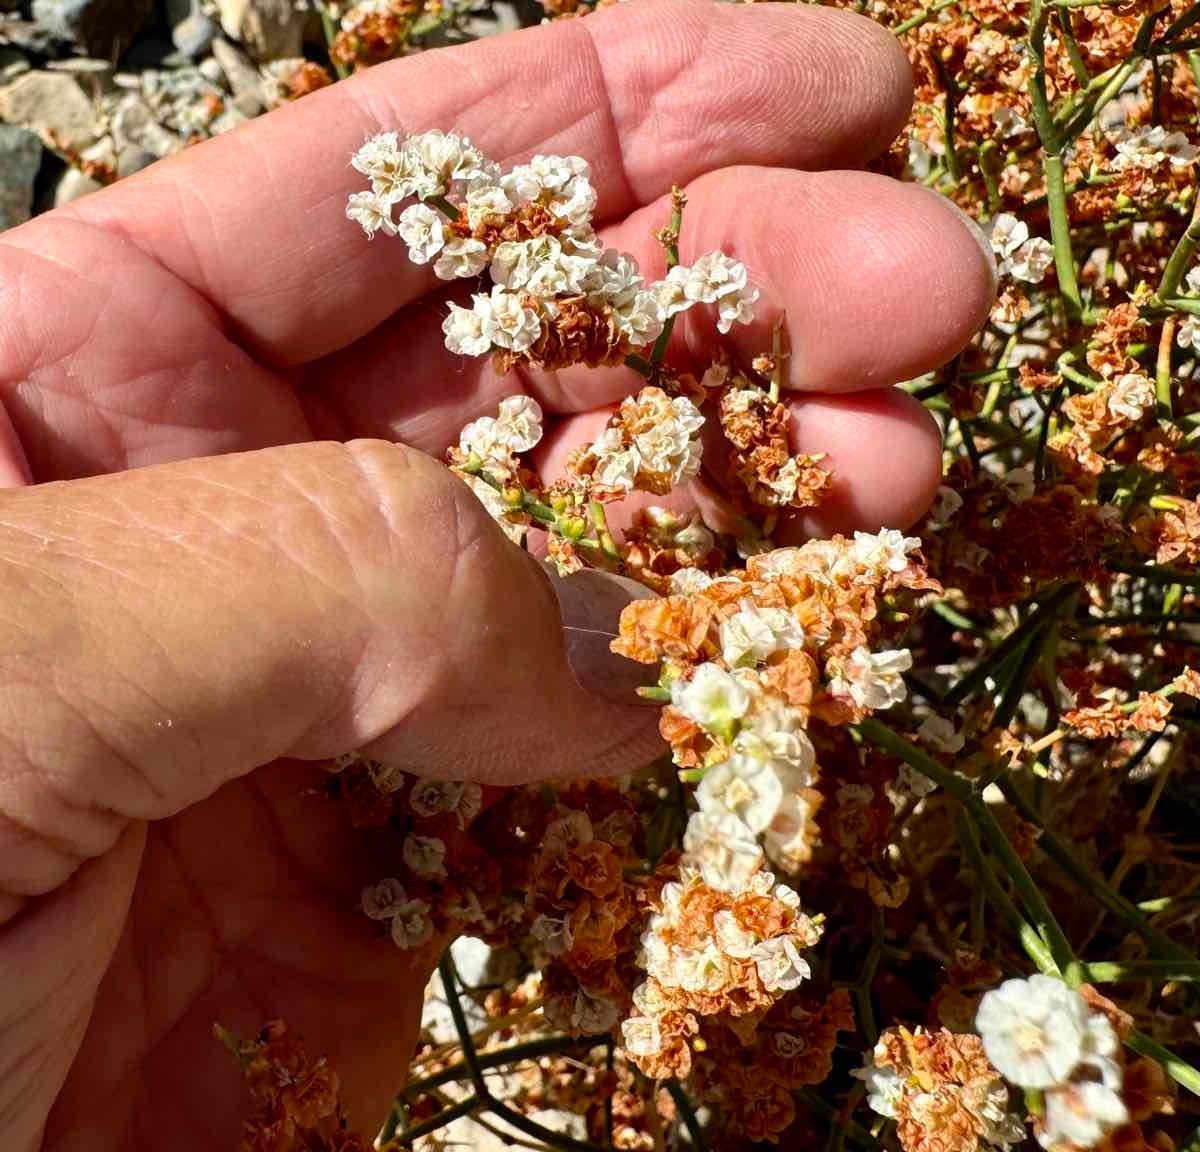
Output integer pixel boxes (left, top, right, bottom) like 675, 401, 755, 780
222, 2, 1200, 1150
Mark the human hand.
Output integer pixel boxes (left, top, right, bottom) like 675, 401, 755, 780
0, 3, 994, 1148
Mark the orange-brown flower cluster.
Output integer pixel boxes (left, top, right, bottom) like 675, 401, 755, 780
859, 1027, 1024, 1152
718, 384, 833, 510
221, 1021, 367, 1152
330, 0, 428, 71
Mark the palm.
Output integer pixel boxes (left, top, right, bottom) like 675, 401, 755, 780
45, 764, 429, 1152
0, 4, 997, 1149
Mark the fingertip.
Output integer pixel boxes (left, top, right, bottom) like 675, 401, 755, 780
777, 387, 942, 540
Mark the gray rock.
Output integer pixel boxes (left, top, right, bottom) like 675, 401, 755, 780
216, 0, 306, 62
116, 144, 156, 178
167, 0, 218, 58
210, 37, 263, 115
0, 123, 41, 232
0, 71, 98, 151
31, 0, 154, 59
112, 96, 181, 158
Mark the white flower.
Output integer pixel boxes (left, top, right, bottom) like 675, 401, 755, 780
1002, 465, 1036, 504
652, 275, 694, 320
853, 529, 921, 577
390, 898, 435, 949
621, 1014, 663, 1057
397, 202, 446, 265
1186, 266, 1200, 295
669, 568, 714, 595
713, 908, 757, 958
1009, 237, 1055, 284
443, 301, 492, 357
530, 913, 574, 956
832, 646, 912, 710
989, 213, 1029, 260
718, 285, 760, 333
346, 190, 397, 237
464, 184, 512, 230
590, 426, 640, 493
434, 237, 489, 280
976, 974, 1089, 1089
484, 286, 542, 353
1107, 372, 1155, 422
504, 154, 596, 226
670, 663, 752, 730
929, 485, 964, 527
350, 131, 411, 198
917, 714, 965, 754
1040, 1081, 1128, 1150
683, 807, 764, 892
1177, 314, 1200, 353
361, 877, 407, 920
750, 934, 811, 992
613, 290, 666, 347
855, 1058, 906, 1118
408, 779, 483, 825
403, 834, 447, 879
1113, 125, 1200, 171
494, 395, 544, 451
671, 250, 749, 304
584, 249, 643, 309
698, 752, 786, 834
403, 129, 495, 197
720, 604, 805, 667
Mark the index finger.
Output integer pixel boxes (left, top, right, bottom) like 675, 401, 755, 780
41, 0, 911, 367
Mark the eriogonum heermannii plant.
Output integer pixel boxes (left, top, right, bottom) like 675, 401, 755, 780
221, 0, 1200, 1144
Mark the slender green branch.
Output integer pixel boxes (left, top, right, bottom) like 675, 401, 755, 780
649, 186, 686, 365
1155, 183, 1200, 302
996, 778, 1199, 963
1126, 1031, 1200, 1098
386, 1094, 480, 1146
892, 0, 957, 35
1084, 960, 1200, 983
404, 1035, 603, 1097
665, 1080, 708, 1151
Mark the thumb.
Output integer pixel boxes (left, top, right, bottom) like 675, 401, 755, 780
0, 439, 661, 904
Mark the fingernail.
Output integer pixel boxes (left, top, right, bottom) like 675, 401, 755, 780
939, 194, 999, 296
545, 567, 662, 704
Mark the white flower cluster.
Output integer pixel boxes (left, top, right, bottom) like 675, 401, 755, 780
589, 389, 705, 497
1111, 124, 1200, 171
1105, 372, 1156, 423
989, 213, 1055, 285
450, 394, 544, 542
347, 131, 758, 363
621, 864, 820, 1063
977, 975, 1127, 1150
671, 654, 818, 887
360, 877, 435, 949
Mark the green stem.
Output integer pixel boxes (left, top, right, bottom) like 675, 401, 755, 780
404, 1035, 602, 1097
1056, 9, 1091, 84
428, 194, 461, 221
1126, 1031, 1200, 1098
1155, 183, 1200, 301
856, 720, 1080, 980
1157, 316, 1176, 418
996, 777, 1199, 963
893, 0, 957, 35
649, 188, 685, 366
387, 1094, 479, 1146
943, 583, 1077, 707
317, 3, 350, 80
797, 1089, 884, 1151
956, 809, 1061, 974
1084, 960, 1200, 983
665, 1081, 708, 1152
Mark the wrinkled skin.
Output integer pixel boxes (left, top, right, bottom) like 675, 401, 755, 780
0, 3, 995, 1149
